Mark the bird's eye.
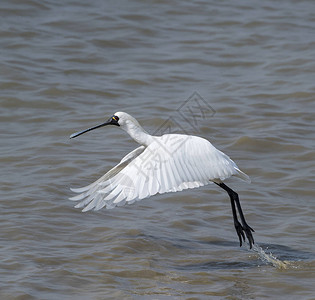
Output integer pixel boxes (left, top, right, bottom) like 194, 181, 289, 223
113, 116, 119, 121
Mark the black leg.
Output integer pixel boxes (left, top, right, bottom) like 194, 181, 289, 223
215, 182, 255, 248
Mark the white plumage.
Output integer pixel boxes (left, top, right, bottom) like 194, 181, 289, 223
70, 112, 250, 212
69, 111, 254, 248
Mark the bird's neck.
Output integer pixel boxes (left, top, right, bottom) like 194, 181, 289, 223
123, 121, 153, 147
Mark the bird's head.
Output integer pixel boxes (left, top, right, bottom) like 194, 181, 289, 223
69, 112, 138, 139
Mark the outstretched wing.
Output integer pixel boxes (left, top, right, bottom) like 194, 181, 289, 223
69, 135, 250, 211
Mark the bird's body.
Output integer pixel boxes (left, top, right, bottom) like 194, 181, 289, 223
70, 112, 255, 248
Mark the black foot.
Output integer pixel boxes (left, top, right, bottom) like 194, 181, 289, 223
243, 222, 255, 249
234, 221, 255, 249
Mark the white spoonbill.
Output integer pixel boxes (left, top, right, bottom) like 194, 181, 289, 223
69, 112, 254, 248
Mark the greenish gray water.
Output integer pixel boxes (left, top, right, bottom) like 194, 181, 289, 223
1, 0, 315, 299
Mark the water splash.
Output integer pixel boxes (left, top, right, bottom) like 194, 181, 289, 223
251, 243, 292, 270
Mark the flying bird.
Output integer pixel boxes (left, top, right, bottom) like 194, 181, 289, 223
69, 112, 254, 248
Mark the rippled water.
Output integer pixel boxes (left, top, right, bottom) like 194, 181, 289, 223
1, 0, 315, 299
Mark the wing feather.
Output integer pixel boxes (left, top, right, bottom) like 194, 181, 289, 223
70, 135, 250, 211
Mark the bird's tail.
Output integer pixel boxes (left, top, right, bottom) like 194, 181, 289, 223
234, 168, 251, 183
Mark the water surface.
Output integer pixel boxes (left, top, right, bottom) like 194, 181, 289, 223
1, 0, 315, 299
